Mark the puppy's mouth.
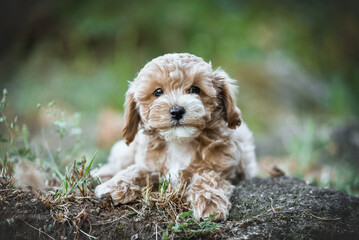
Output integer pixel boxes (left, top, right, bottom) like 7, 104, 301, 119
170, 119, 184, 127
158, 125, 201, 141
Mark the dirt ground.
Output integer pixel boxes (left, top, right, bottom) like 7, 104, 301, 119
1, 177, 359, 240
0, 177, 223, 239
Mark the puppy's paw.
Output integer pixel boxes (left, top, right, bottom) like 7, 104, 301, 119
191, 196, 230, 221
187, 172, 233, 221
95, 182, 113, 198
95, 180, 141, 205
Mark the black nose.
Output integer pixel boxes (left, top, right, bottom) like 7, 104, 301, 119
170, 106, 186, 120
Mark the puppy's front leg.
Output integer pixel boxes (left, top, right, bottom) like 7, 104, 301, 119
95, 164, 149, 205
186, 171, 234, 221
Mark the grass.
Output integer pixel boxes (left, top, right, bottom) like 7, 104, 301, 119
0, 88, 98, 196
162, 210, 220, 240
1, 89, 35, 181
55, 153, 98, 198
140, 173, 221, 239
281, 118, 359, 196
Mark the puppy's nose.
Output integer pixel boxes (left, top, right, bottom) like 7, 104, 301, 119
170, 106, 186, 120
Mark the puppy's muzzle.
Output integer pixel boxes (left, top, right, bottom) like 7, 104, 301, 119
170, 106, 186, 121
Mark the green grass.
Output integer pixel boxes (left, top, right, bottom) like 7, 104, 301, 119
284, 118, 359, 196
1, 89, 99, 198
55, 153, 98, 198
162, 210, 220, 240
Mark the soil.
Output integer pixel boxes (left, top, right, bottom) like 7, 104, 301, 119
1, 176, 359, 240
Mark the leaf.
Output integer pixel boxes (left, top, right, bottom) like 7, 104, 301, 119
172, 226, 181, 232
179, 211, 193, 219
199, 221, 211, 227
83, 152, 97, 176
207, 213, 219, 219
21, 124, 29, 140
67, 181, 79, 196
6, 218, 14, 225
161, 229, 169, 240
207, 223, 219, 231
185, 218, 195, 223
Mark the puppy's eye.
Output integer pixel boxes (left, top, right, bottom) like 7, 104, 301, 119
153, 88, 163, 97
189, 86, 200, 94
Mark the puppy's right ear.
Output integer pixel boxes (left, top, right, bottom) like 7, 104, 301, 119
122, 90, 141, 145
213, 69, 242, 129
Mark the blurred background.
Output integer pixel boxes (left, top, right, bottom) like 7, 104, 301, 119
0, 0, 358, 194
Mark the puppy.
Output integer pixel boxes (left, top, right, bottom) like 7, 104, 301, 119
93, 53, 257, 221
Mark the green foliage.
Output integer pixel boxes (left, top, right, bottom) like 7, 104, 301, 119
285, 118, 359, 196
287, 119, 329, 172
38, 101, 84, 171
55, 153, 97, 198
159, 173, 171, 194
0, 89, 36, 177
8, 0, 358, 122
162, 211, 220, 240
1, 89, 98, 198
43, 224, 53, 232
6, 218, 14, 225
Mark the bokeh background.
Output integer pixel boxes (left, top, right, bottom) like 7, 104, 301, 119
1, 0, 358, 194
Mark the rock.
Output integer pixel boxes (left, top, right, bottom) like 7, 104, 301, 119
1, 177, 358, 239
332, 123, 359, 170
228, 177, 359, 240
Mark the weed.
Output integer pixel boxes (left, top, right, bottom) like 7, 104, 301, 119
43, 224, 53, 232
0, 89, 36, 178
284, 118, 359, 195
286, 118, 329, 172
162, 210, 220, 240
141, 172, 189, 220
55, 153, 98, 198
39, 101, 84, 174
1, 88, 99, 197
140, 173, 220, 239
6, 218, 14, 225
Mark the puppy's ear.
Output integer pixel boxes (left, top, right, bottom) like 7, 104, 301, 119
213, 69, 242, 129
122, 90, 141, 145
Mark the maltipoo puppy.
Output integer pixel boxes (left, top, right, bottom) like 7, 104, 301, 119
93, 53, 257, 220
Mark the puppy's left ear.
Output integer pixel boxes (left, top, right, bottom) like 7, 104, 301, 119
122, 89, 141, 145
213, 69, 242, 129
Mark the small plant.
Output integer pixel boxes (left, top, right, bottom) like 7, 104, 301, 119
0, 89, 35, 179
159, 173, 171, 194
6, 218, 14, 225
162, 210, 221, 240
43, 224, 53, 232
55, 153, 97, 198
1, 88, 98, 198
39, 101, 84, 172
141, 172, 189, 219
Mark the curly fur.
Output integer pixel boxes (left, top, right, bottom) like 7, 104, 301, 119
92, 53, 257, 221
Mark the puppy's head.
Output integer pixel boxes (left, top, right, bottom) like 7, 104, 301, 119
123, 53, 241, 144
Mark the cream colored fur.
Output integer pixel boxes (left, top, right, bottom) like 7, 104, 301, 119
93, 53, 257, 221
